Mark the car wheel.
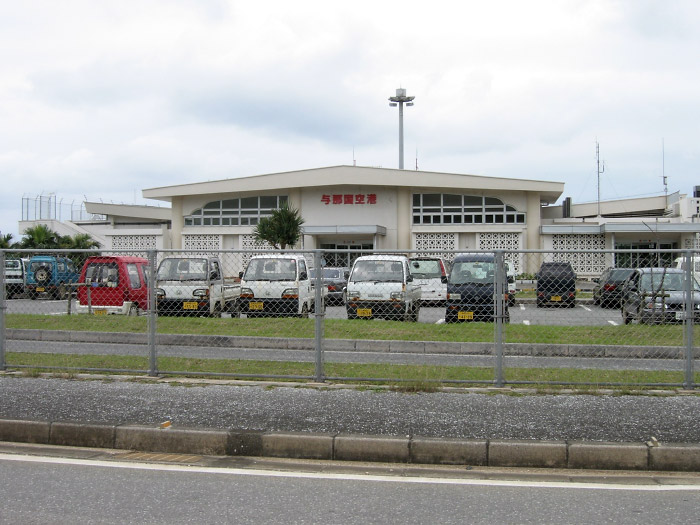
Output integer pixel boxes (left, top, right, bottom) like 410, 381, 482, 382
35, 266, 50, 285
228, 301, 241, 318
57, 283, 67, 300
127, 304, 139, 316
299, 302, 309, 319
622, 309, 631, 324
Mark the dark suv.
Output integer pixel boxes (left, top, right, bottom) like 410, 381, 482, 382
621, 267, 700, 324
445, 253, 509, 323
26, 255, 81, 300
535, 261, 576, 308
593, 267, 634, 308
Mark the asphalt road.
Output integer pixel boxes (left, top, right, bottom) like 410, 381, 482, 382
2, 453, 698, 525
1, 377, 698, 443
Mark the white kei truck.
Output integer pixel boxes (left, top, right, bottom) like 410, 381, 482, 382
155, 256, 241, 317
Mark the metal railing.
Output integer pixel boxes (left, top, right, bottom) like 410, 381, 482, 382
1, 248, 696, 389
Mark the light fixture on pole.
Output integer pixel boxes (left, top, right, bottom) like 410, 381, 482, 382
388, 88, 414, 170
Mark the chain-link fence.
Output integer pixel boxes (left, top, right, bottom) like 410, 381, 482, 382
1, 248, 697, 389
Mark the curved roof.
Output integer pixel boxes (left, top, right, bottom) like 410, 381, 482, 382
142, 165, 564, 203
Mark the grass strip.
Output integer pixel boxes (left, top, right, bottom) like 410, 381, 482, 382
5, 352, 696, 389
6, 314, 700, 346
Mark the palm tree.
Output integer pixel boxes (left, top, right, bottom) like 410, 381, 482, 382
0, 232, 14, 249
253, 203, 305, 250
18, 224, 61, 250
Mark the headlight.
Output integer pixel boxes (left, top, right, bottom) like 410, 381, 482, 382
155, 288, 165, 299
192, 288, 209, 298
282, 288, 299, 299
240, 287, 254, 298
390, 291, 405, 301
346, 290, 359, 298
448, 293, 461, 300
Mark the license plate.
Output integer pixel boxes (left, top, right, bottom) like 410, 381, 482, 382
36, 287, 45, 292
249, 301, 264, 311
458, 311, 474, 320
675, 311, 687, 320
94, 309, 107, 316
183, 301, 199, 310
357, 308, 372, 317
550, 296, 562, 302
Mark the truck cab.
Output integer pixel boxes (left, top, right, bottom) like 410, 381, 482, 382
239, 254, 320, 317
345, 254, 421, 321
155, 256, 240, 317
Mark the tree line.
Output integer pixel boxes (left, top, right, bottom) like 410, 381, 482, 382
0, 225, 100, 251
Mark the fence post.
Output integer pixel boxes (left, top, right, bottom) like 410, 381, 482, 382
148, 249, 158, 377
0, 250, 6, 371
684, 249, 695, 390
494, 251, 505, 387
313, 249, 325, 383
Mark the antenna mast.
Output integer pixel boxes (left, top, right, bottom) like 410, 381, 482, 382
596, 141, 605, 217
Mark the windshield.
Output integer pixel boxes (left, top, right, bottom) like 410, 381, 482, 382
450, 261, 496, 285
243, 258, 297, 281
350, 260, 404, 282
410, 260, 442, 278
157, 258, 208, 281
5, 260, 21, 270
640, 271, 699, 292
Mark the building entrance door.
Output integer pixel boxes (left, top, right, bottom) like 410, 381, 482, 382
320, 242, 373, 268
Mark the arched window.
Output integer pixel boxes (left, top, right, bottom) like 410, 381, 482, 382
184, 196, 288, 226
412, 194, 525, 225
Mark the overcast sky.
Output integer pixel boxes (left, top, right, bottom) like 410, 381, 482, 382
2, 0, 699, 239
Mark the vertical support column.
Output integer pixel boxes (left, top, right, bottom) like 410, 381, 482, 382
0, 250, 6, 371
684, 249, 695, 390
494, 251, 505, 387
170, 197, 184, 250
313, 250, 325, 383
148, 249, 158, 377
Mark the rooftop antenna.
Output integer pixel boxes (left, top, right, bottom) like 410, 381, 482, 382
415, 148, 418, 171
353, 146, 356, 167
596, 140, 605, 217
662, 138, 668, 201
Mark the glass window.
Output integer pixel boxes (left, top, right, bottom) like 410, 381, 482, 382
126, 264, 141, 288
260, 196, 277, 208
241, 197, 257, 209
443, 194, 462, 207
222, 199, 238, 209
422, 194, 441, 207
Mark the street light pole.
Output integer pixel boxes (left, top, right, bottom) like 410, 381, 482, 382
388, 88, 414, 169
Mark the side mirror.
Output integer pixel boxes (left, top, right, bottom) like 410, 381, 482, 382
441, 275, 448, 284
238, 271, 244, 279
299, 271, 308, 281
210, 271, 220, 281
508, 276, 515, 284
406, 274, 413, 283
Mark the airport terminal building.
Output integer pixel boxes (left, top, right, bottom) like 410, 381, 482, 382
19, 165, 700, 277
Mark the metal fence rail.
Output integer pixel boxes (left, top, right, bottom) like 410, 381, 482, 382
1, 248, 696, 389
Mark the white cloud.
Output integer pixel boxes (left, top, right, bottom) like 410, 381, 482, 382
1, 0, 700, 238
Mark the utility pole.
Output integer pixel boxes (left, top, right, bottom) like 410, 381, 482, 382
596, 141, 605, 217
388, 88, 415, 169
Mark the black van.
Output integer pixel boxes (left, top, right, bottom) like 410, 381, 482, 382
445, 253, 509, 323
535, 261, 576, 308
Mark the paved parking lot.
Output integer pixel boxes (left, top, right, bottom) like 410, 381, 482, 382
6, 297, 623, 326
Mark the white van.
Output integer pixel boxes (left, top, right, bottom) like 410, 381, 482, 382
239, 254, 322, 317
408, 257, 448, 306
4, 258, 28, 299
674, 256, 700, 280
345, 254, 421, 321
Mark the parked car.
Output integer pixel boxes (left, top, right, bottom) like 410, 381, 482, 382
25, 255, 81, 300
535, 261, 576, 308
309, 266, 349, 306
156, 256, 240, 317
75, 255, 150, 315
445, 253, 509, 323
592, 267, 635, 308
621, 267, 700, 324
239, 254, 321, 317
4, 258, 28, 299
345, 254, 421, 321
504, 260, 517, 307
409, 257, 448, 306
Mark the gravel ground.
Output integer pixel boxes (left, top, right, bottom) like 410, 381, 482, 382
1, 376, 699, 443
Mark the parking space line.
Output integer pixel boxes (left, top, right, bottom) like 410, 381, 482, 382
519, 304, 525, 311
523, 320, 530, 325
580, 305, 592, 312
607, 320, 618, 326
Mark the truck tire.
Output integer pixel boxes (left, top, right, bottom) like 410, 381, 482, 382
299, 302, 309, 319
228, 301, 241, 318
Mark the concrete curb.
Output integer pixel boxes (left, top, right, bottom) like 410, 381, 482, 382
6, 329, 687, 359
1, 418, 699, 472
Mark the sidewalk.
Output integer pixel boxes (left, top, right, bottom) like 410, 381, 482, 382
1, 374, 699, 471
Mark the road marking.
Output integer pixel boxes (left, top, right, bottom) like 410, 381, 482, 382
608, 320, 618, 326
435, 318, 445, 325
580, 305, 592, 312
1, 453, 698, 492
523, 320, 530, 325
519, 304, 525, 311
